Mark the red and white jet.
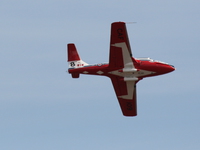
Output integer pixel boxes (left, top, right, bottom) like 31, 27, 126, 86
67, 22, 175, 116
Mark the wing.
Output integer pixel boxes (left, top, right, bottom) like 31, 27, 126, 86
109, 22, 137, 68
108, 22, 138, 116
110, 76, 137, 116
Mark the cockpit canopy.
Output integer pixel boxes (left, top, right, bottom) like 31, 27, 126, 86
136, 57, 153, 62
136, 57, 175, 68
136, 57, 170, 65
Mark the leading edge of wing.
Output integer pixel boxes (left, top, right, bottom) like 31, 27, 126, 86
110, 76, 137, 116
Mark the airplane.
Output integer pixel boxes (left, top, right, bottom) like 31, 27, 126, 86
67, 22, 175, 117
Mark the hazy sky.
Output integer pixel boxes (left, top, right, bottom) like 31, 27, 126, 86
1, 0, 200, 149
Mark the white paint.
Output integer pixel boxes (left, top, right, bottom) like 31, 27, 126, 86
118, 81, 135, 99
97, 71, 104, 74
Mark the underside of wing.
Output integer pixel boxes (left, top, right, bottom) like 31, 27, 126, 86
109, 22, 137, 68
110, 76, 137, 116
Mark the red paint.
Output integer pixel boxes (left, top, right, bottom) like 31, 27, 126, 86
67, 22, 175, 117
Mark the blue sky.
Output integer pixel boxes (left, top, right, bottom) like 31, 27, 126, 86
1, 0, 200, 149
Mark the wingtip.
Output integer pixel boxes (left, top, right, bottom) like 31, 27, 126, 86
112, 21, 125, 25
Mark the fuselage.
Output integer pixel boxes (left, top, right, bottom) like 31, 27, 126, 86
68, 57, 175, 81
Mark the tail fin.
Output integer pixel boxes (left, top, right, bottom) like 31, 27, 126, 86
67, 43, 88, 69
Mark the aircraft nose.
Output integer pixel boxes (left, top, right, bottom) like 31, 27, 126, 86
164, 64, 175, 73
156, 64, 175, 74
168, 64, 175, 72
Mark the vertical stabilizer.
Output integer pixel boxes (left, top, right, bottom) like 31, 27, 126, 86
68, 44, 80, 61
67, 43, 88, 69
